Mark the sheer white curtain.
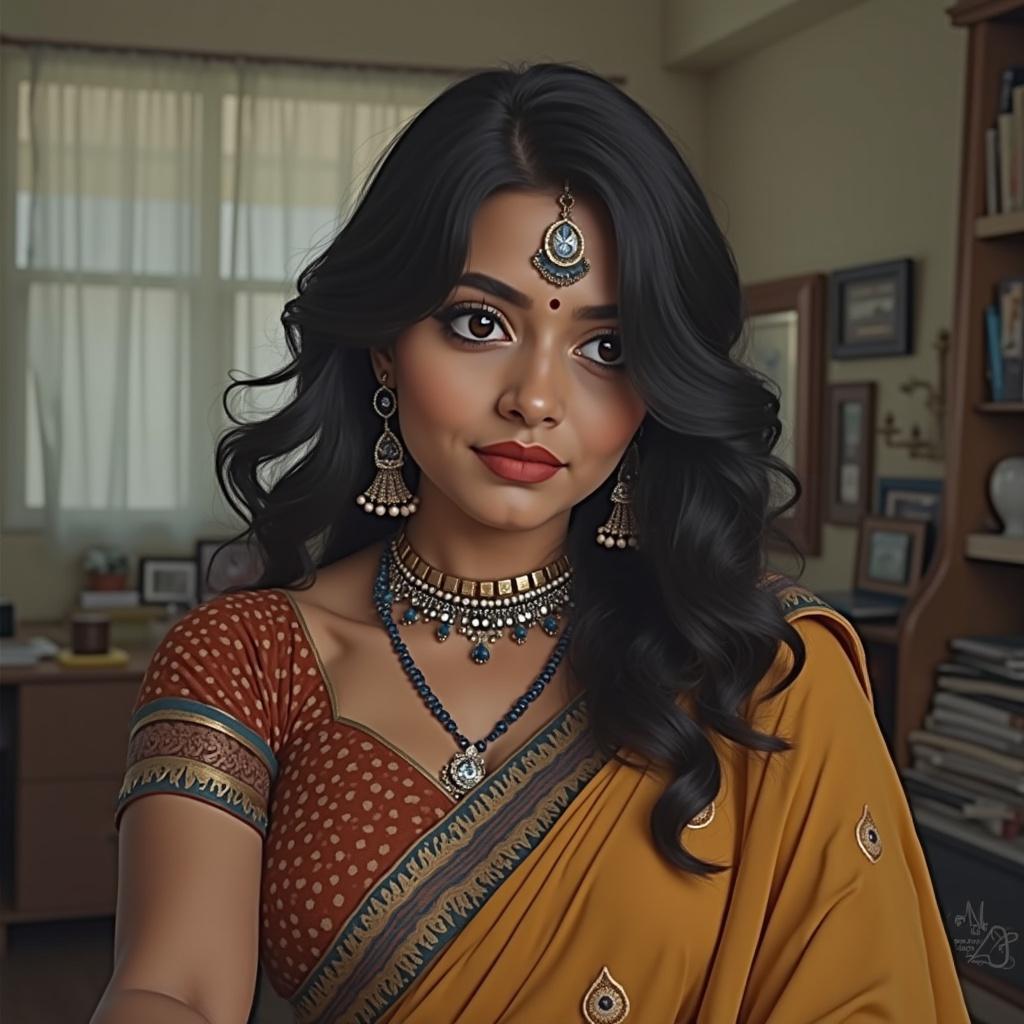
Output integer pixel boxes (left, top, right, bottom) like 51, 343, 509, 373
1, 44, 453, 561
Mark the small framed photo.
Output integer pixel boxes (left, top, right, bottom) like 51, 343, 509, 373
825, 382, 876, 525
139, 557, 199, 607
855, 516, 928, 597
877, 477, 943, 528
829, 258, 913, 358
195, 537, 264, 605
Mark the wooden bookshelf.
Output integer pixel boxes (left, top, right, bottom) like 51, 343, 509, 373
974, 208, 1024, 235
965, 531, 1024, 562
900, 2, 1024, 767
975, 399, 1024, 410
899, 1, 1024, 1007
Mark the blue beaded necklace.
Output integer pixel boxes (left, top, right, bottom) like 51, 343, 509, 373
373, 541, 575, 799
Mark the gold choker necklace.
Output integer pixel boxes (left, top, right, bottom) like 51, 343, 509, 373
386, 528, 574, 665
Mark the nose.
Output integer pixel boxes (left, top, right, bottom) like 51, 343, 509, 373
495, 333, 566, 428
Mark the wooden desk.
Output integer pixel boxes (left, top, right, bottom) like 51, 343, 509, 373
0, 623, 154, 956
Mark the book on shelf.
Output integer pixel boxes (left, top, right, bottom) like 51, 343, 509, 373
912, 804, 1024, 870
912, 758, 1024, 811
984, 278, 1024, 401
986, 67, 1024, 215
937, 657, 1024, 680
948, 653, 1024, 682
924, 711, 1024, 754
937, 674, 1024, 703
933, 688, 1024, 727
911, 742, 1024, 795
910, 794, 1018, 839
908, 728, 1024, 772
901, 766, 1022, 838
950, 634, 1024, 663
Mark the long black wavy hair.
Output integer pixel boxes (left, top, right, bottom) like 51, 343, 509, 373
214, 61, 807, 877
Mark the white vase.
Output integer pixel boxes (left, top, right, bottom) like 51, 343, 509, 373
989, 455, 1024, 537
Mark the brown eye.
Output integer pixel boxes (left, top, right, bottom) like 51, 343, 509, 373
434, 302, 511, 344
577, 333, 625, 369
465, 311, 501, 339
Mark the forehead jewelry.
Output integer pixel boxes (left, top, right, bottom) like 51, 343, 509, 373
531, 180, 591, 287
386, 527, 573, 666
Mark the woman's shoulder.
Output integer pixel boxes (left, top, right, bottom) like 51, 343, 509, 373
751, 574, 874, 739
274, 536, 389, 671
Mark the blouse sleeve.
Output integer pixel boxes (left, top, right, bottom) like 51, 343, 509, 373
113, 589, 297, 840
724, 614, 972, 1023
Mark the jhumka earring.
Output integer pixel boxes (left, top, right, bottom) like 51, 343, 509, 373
596, 436, 641, 550
531, 180, 591, 287
355, 371, 419, 518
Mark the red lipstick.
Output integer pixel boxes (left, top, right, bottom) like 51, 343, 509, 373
472, 440, 566, 483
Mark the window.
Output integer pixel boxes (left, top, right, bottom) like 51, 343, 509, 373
1, 44, 451, 551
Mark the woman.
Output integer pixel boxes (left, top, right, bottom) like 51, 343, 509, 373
95, 63, 970, 1023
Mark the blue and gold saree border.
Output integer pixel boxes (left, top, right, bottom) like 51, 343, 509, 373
762, 571, 837, 619
114, 696, 279, 838
763, 572, 872, 700
291, 694, 605, 1024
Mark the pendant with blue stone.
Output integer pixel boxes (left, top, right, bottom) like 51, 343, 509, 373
531, 183, 590, 288
441, 747, 487, 798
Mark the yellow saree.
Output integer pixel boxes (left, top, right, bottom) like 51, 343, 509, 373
289, 583, 971, 1023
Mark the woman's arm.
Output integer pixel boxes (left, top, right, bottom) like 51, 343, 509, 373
90, 793, 263, 1024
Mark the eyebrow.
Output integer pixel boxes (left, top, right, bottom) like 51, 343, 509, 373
457, 271, 618, 320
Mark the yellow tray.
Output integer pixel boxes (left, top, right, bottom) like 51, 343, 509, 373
56, 646, 131, 668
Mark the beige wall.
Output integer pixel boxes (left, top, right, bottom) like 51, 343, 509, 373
1, 0, 707, 171
1, 0, 965, 617
0, 0, 706, 621
703, 0, 964, 589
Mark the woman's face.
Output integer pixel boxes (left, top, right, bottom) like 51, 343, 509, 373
371, 187, 647, 533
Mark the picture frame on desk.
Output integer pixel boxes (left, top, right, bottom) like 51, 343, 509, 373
825, 382, 875, 525
877, 477, 943, 569
856, 515, 929, 597
138, 557, 198, 607
829, 258, 913, 359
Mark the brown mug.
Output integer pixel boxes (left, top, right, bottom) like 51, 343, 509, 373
71, 613, 111, 655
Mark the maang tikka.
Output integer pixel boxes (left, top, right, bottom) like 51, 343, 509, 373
596, 430, 642, 550
531, 180, 591, 287
355, 371, 420, 518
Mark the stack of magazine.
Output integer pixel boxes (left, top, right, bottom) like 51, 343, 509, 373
902, 634, 1024, 869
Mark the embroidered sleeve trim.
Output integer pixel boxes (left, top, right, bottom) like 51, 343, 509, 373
114, 697, 277, 837
128, 696, 279, 777
115, 754, 270, 837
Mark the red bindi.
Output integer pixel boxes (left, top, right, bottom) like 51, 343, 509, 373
549, 298, 560, 309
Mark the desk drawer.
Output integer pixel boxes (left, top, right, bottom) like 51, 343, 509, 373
19, 680, 141, 780
15, 778, 121, 912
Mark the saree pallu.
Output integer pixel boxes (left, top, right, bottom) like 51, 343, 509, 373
290, 589, 972, 1023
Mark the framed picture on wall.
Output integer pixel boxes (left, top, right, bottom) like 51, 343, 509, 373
195, 537, 264, 605
741, 273, 826, 556
829, 258, 913, 358
825, 382, 876, 525
855, 516, 928, 598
